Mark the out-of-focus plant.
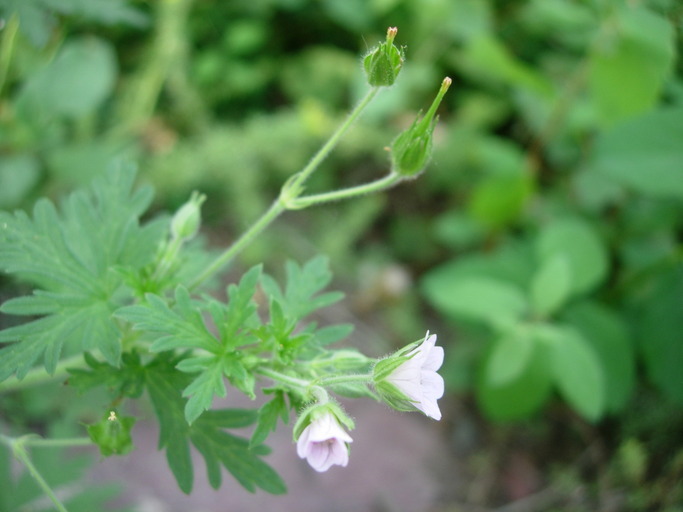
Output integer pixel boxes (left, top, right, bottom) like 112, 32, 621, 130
420, 0, 682, 425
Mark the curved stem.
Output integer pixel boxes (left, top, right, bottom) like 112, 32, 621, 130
188, 199, 284, 290
289, 87, 380, 189
187, 87, 381, 290
286, 172, 402, 209
0, 435, 71, 512
255, 367, 312, 391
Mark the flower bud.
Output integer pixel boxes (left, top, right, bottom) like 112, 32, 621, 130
170, 191, 206, 241
390, 77, 452, 178
363, 27, 404, 87
373, 331, 445, 420
86, 410, 136, 457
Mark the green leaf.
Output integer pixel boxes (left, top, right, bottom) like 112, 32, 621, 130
118, 271, 261, 422
422, 274, 527, 327
485, 326, 534, 387
144, 355, 285, 494
563, 302, 635, 413
530, 254, 571, 317
116, 288, 221, 353
67, 351, 145, 399
542, 326, 605, 421
633, 266, 683, 405
468, 172, 533, 229
536, 217, 608, 296
589, 107, 683, 199
17, 37, 117, 120
181, 361, 227, 424
0, 166, 156, 380
477, 331, 552, 421
250, 392, 288, 449
260, 256, 343, 321
589, 5, 675, 126
0, 154, 40, 209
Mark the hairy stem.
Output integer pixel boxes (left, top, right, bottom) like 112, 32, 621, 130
188, 87, 380, 290
0, 354, 87, 394
0, 435, 75, 512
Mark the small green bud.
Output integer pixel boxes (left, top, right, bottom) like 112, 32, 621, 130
86, 410, 136, 457
171, 191, 206, 241
363, 27, 404, 87
391, 77, 452, 178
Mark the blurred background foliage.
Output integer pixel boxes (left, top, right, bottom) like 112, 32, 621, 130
0, 0, 682, 509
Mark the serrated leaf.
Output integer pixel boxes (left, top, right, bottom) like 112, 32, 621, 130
0, 166, 157, 380
116, 288, 221, 353
143, 355, 285, 494
67, 350, 145, 399
182, 363, 226, 425
250, 393, 288, 449
530, 254, 571, 317
261, 256, 343, 321
313, 323, 354, 346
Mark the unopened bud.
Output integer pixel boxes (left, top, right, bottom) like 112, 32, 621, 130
171, 191, 206, 241
363, 27, 404, 87
391, 77, 451, 178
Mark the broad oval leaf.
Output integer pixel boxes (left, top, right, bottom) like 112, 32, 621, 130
536, 217, 608, 296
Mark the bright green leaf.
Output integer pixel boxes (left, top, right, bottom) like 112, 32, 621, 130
477, 334, 552, 421
543, 326, 605, 421
531, 254, 571, 317
536, 217, 608, 296
589, 5, 675, 126
17, 37, 117, 119
563, 302, 635, 413
590, 108, 683, 199
422, 274, 527, 326
485, 327, 535, 387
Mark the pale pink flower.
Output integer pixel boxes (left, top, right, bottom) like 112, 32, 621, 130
296, 411, 353, 472
386, 331, 444, 420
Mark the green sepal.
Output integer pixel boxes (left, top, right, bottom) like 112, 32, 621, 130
292, 400, 355, 441
86, 410, 136, 457
390, 77, 452, 177
363, 27, 404, 87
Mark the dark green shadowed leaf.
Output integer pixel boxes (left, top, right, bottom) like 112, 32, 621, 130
143, 355, 285, 495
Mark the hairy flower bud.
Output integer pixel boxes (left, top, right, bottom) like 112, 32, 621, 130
170, 191, 206, 241
363, 27, 404, 87
391, 77, 452, 178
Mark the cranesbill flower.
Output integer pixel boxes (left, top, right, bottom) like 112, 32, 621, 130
373, 331, 445, 420
296, 410, 353, 472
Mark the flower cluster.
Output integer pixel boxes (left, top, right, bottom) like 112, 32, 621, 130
292, 331, 444, 472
